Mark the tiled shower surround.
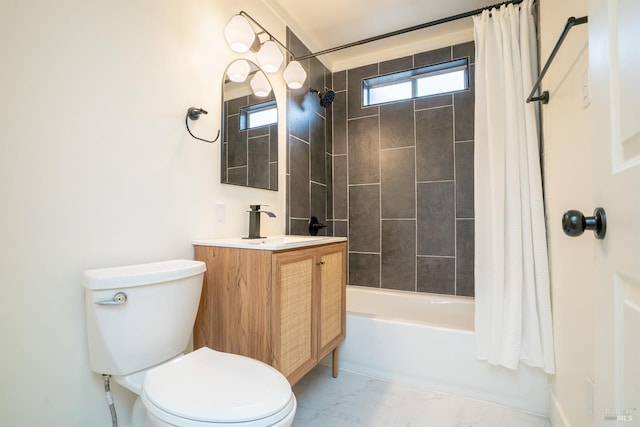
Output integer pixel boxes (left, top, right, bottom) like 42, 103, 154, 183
333, 42, 475, 297
285, 29, 333, 236
287, 29, 474, 296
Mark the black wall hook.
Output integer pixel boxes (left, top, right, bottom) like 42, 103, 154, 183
185, 107, 220, 143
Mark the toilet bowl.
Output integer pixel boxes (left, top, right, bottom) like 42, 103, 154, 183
82, 260, 296, 427
141, 347, 295, 426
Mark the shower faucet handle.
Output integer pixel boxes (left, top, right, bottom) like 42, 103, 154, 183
309, 216, 326, 236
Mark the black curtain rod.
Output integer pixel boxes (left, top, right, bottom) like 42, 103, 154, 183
294, 0, 525, 61
526, 16, 588, 103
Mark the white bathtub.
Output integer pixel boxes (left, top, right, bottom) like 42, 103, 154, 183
334, 286, 549, 415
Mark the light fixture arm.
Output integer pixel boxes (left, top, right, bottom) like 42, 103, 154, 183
239, 11, 296, 58
185, 107, 220, 144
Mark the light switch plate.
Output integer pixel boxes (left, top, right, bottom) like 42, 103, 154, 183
215, 203, 226, 224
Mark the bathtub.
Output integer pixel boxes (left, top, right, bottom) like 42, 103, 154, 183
332, 286, 548, 415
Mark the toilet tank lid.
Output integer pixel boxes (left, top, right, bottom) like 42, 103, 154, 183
82, 259, 206, 290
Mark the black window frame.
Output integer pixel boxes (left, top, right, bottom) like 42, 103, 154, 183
362, 58, 470, 107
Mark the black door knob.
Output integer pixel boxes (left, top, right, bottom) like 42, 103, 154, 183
561, 207, 606, 239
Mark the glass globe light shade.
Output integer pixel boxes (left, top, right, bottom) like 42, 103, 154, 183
283, 61, 307, 89
250, 71, 271, 97
256, 40, 284, 73
224, 15, 256, 53
226, 59, 251, 83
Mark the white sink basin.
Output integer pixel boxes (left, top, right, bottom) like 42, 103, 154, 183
193, 235, 346, 250
245, 236, 324, 245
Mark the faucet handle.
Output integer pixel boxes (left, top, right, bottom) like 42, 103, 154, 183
309, 216, 327, 236
248, 205, 275, 217
249, 204, 271, 211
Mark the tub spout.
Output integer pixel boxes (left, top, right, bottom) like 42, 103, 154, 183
245, 205, 276, 239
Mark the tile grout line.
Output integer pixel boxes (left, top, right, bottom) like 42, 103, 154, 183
413, 76, 418, 292
345, 68, 350, 277
452, 47, 458, 296
376, 60, 382, 289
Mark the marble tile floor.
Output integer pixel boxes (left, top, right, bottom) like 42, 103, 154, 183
292, 366, 551, 427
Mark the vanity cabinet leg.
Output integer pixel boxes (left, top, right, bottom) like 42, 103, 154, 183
332, 347, 339, 378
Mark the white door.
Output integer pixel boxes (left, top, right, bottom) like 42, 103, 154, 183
590, 0, 640, 425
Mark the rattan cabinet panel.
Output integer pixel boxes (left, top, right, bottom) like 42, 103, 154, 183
273, 250, 315, 380
318, 249, 346, 354
194, 242, 346, 385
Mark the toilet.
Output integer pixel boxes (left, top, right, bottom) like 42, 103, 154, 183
82, 259, 296, 427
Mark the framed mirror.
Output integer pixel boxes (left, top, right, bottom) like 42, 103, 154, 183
221, 59, 278, 191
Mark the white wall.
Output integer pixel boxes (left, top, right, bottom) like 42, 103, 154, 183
539, 1, 595, 426
0, 1, 288, 425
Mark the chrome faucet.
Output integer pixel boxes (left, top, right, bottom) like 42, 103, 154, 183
245, 205, 276, 239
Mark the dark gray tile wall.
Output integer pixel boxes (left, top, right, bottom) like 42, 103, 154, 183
416, 106, 455, 182
347, 64, 379, 120
381, 147, 415, 218
381, 220, 416, 291
380, 100, 415, 150
347, 116, 379, 185
284, 28, 475, 296
286, 29, 333, 236
348, 184, 380, 253
349, 253, 380, 288
289, 136, 309, 219
333, 41, 476, 297
417, 182, 455, 257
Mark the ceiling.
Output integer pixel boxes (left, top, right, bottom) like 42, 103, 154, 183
262, 0, 505, 70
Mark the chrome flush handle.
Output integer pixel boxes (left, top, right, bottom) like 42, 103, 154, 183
95, 292, 128, 306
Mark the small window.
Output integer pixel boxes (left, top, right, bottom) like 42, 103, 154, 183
239, 101, 277, 131
363, 58, 469, 107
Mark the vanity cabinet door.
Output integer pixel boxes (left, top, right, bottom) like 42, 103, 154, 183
272, 248, 316, 383
316, 244, 346, 360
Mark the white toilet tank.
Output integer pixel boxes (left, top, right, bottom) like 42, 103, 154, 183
82, 259, 206, 376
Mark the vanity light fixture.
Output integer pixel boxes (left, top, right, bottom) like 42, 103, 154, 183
225, 12, 307, 90
250, 71, 272, 97
283, 61, 307, 89
282, 61, 307, 89
256, 40, 284, 73
226, 59, 251, 82
224, 15, 258, 53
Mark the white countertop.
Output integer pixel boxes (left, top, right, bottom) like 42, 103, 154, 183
192, 235, 347, 251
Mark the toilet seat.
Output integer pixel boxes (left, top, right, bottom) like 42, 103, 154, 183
141, 347, 295, 426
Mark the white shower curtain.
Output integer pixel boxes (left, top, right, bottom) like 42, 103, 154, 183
473, 0, 555, 374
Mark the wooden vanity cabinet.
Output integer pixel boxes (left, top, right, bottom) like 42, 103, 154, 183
193, 242, 346, 385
